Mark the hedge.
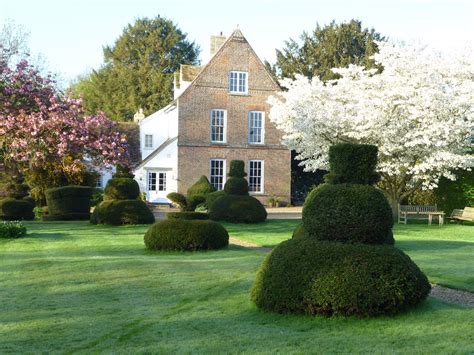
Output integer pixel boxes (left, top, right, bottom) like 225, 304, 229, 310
251, 237, 431, 317
90, 200, 155, 225
45, 186, 92, 220
144, 219, 229, 251
0, 198, 35, 221
209, 194, 267, 223
303, 184, 394, 244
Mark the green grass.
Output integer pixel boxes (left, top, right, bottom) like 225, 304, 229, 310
0, 221, 473, 353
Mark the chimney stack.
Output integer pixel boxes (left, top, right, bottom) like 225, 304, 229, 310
210, 33, 226, 57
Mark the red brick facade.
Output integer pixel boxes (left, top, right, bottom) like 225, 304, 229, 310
177, 30, 291, 204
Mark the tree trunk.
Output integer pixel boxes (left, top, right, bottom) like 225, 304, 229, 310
386, 194, 401, 222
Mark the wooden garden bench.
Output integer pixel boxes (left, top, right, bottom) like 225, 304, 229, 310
398, 204, 445, 225
448, 207, 474, 223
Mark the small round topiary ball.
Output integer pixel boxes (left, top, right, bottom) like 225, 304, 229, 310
303, 184, 394, 244
144, 219, 229, 251
251, 237, 431, 317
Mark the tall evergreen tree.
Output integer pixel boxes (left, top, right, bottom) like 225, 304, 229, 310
268, 19, 384, 81
71, 16, 200, 121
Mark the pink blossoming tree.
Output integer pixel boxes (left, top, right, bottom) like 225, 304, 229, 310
0, 47, 130, 200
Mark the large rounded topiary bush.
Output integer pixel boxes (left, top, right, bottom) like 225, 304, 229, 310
144, 219, 229, 251
251, 237, 430, 317
91, 177, 154, 225
0, 198, 34, 221
209, 195, 267, 223
90, 200, 155, 225
303, 184, 394, 244
44, 186, 92, 221
252, 143, 430, 317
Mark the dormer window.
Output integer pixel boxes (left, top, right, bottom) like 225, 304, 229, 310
229, 71, 248, 94
144, 134, 153, 149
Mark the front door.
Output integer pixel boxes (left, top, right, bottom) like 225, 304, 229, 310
147, 171, 168, 203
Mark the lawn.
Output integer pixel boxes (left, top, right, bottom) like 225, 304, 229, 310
1, 221, 473, 353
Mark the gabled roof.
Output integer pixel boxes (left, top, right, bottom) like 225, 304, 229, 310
135, 136, 178, 170
176, 28, 280, 100
140, 101, 177, 126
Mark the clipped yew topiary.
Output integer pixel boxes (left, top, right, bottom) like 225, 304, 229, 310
44, 186, 92, 221
209, 160, 267, 223
303, 184, 394, 244
91, 177, 154, 225
251, 238, 430, 317
90, 200, 155, 225
252, 143, 430, 317
210, 195, 267, 223
0, 198, 35, 221
144, 219, 229, 251
104, 178, 140, 200
187, 175, 216, 196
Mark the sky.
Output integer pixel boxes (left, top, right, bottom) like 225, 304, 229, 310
1, 0, 473, 84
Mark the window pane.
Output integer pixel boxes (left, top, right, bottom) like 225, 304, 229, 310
145, 134, 153, 148
249, 161, 263, 193
249, 112, 263, 144
211, 110, 225, 142
158, 172, 166, 191
210, 159, 225, 190
148, 172, 156, 191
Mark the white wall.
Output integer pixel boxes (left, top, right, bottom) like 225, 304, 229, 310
134, 139, 178, 204
139, 104, 178, 160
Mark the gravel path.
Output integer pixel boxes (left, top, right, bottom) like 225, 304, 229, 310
230, 237, 474, 308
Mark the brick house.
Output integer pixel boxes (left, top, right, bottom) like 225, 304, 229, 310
134, 29, 291, 205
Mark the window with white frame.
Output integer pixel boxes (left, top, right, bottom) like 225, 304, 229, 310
158, 172, 166, 191
144, 134, 153, 149
248, 111, 264, 144
210, 109, 226, 143
248, 160, 264, 193
229, 71, 248, 94
210, 159, 226, 190
147, 171, 156, 191
148, 172, 167, 191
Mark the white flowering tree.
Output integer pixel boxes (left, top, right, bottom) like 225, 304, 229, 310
269, 41, 474, 217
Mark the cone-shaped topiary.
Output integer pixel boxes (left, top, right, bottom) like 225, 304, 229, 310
252, 143, 430, 316
187, 175, 216, 196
